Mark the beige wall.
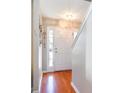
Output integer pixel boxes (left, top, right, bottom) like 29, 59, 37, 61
42, 17, 81, 29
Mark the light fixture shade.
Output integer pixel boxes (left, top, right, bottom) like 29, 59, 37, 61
63, 12, 76, 21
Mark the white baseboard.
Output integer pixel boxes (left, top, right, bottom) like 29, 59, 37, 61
39, 72, 43, 92
71, 82, 80, 93
42, 70, 53, 73
43, 69, 72, 73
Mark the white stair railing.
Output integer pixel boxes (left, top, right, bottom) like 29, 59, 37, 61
72, 4, 92, 48
71, 4, 92, 93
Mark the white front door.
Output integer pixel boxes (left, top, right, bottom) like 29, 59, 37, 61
47, 26, 77, 71
53, 27, 73, 71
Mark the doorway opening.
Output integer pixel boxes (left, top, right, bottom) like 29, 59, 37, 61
46, 26, 78, 72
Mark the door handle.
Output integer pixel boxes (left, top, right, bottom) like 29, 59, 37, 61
49, 49, 52, 51
54, 48, 57, 50
55, 51, 58, 53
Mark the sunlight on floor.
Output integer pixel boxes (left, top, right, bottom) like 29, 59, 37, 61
47, 76, 54, 93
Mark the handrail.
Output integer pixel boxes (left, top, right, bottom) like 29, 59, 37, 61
72, 4, 92, 48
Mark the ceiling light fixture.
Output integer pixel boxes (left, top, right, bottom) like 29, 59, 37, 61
59, 0, 75, 29
65, 13, 73, 20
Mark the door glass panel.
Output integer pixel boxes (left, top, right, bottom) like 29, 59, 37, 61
49, 51, 53, 67
49, 44, 53, 49
48, 30, 54, 67
49, 37, 53, 44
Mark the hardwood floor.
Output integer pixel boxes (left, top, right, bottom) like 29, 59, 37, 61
41, 70, 75, 93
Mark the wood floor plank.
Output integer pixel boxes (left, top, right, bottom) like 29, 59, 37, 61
41, 70, 75, 93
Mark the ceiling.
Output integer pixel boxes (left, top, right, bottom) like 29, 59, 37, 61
40, 0, 91, 22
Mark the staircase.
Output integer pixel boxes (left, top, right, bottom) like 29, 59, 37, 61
71, 5, 92, 93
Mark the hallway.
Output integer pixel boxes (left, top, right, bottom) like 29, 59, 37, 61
32, 0, 92, 93
41, 71, 75, 93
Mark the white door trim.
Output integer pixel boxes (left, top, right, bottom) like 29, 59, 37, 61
71, 82, 80, 93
